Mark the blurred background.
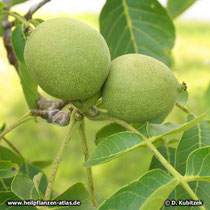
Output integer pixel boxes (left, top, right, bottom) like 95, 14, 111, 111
0, 0, 210, 204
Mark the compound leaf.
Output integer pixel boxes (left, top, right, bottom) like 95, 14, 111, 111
87, 114, 205, 167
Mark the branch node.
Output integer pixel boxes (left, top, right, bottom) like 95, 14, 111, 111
36, 95, 69, 110
31, 109, 71, 127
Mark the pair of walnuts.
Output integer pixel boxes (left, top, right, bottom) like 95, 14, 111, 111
24, 18, 180, 123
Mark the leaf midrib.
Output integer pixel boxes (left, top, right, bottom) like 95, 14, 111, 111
122, 0, 138, 53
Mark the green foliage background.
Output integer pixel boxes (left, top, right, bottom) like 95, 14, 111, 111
0, 11, 210, 204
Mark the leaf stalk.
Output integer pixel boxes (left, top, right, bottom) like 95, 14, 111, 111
0, 10, 30, 27
176, 102, 191, 114
44, 109, 81, 200
78, 119, 98, 208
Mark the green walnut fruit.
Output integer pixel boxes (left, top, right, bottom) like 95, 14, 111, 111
24, 18, 111, 100
102, 54, 181, 123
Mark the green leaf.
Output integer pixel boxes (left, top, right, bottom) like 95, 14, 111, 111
0, 146, 23, 166
167, 0, 197, 19
175, 182, 210, 210
99, 169, 179, 210
152, 114, 206, 140
84, 131, 144, 167
0, 164, 45, 195
177, 89, 188, 106
0, 191, 36, 209
175, 116, 210, 175
175, 116, 210, 209
11, 25, 26, 64
30, 160, 52, 169
95, 123, 126, 145
185, 146, 210, 181
0, 123, 6, 133
131, 123, 148, 137
18, 61, 38, 109
87, 114, 205, 167
52, 183, 95, 210
147, 122, 179, 137
33, 172, 43, 198
0, 191, 19, 205
95, 122, 147, 145
34, 18, 44, 23
0, 177, 13, 191
0, 2, 7, 9
29, 18, 44, 27
0, 161, 19, 178
20, 163, 48, 197
11, 173, 40, 200
100, 0, 175, 66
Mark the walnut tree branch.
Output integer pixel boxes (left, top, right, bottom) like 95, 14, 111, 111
3, 0, 52, 28
36, 95, 70, 110
24, 0, 51, 20
44, 109, 81, 200
31, 109, 71, 127
3, 28, 18, 71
